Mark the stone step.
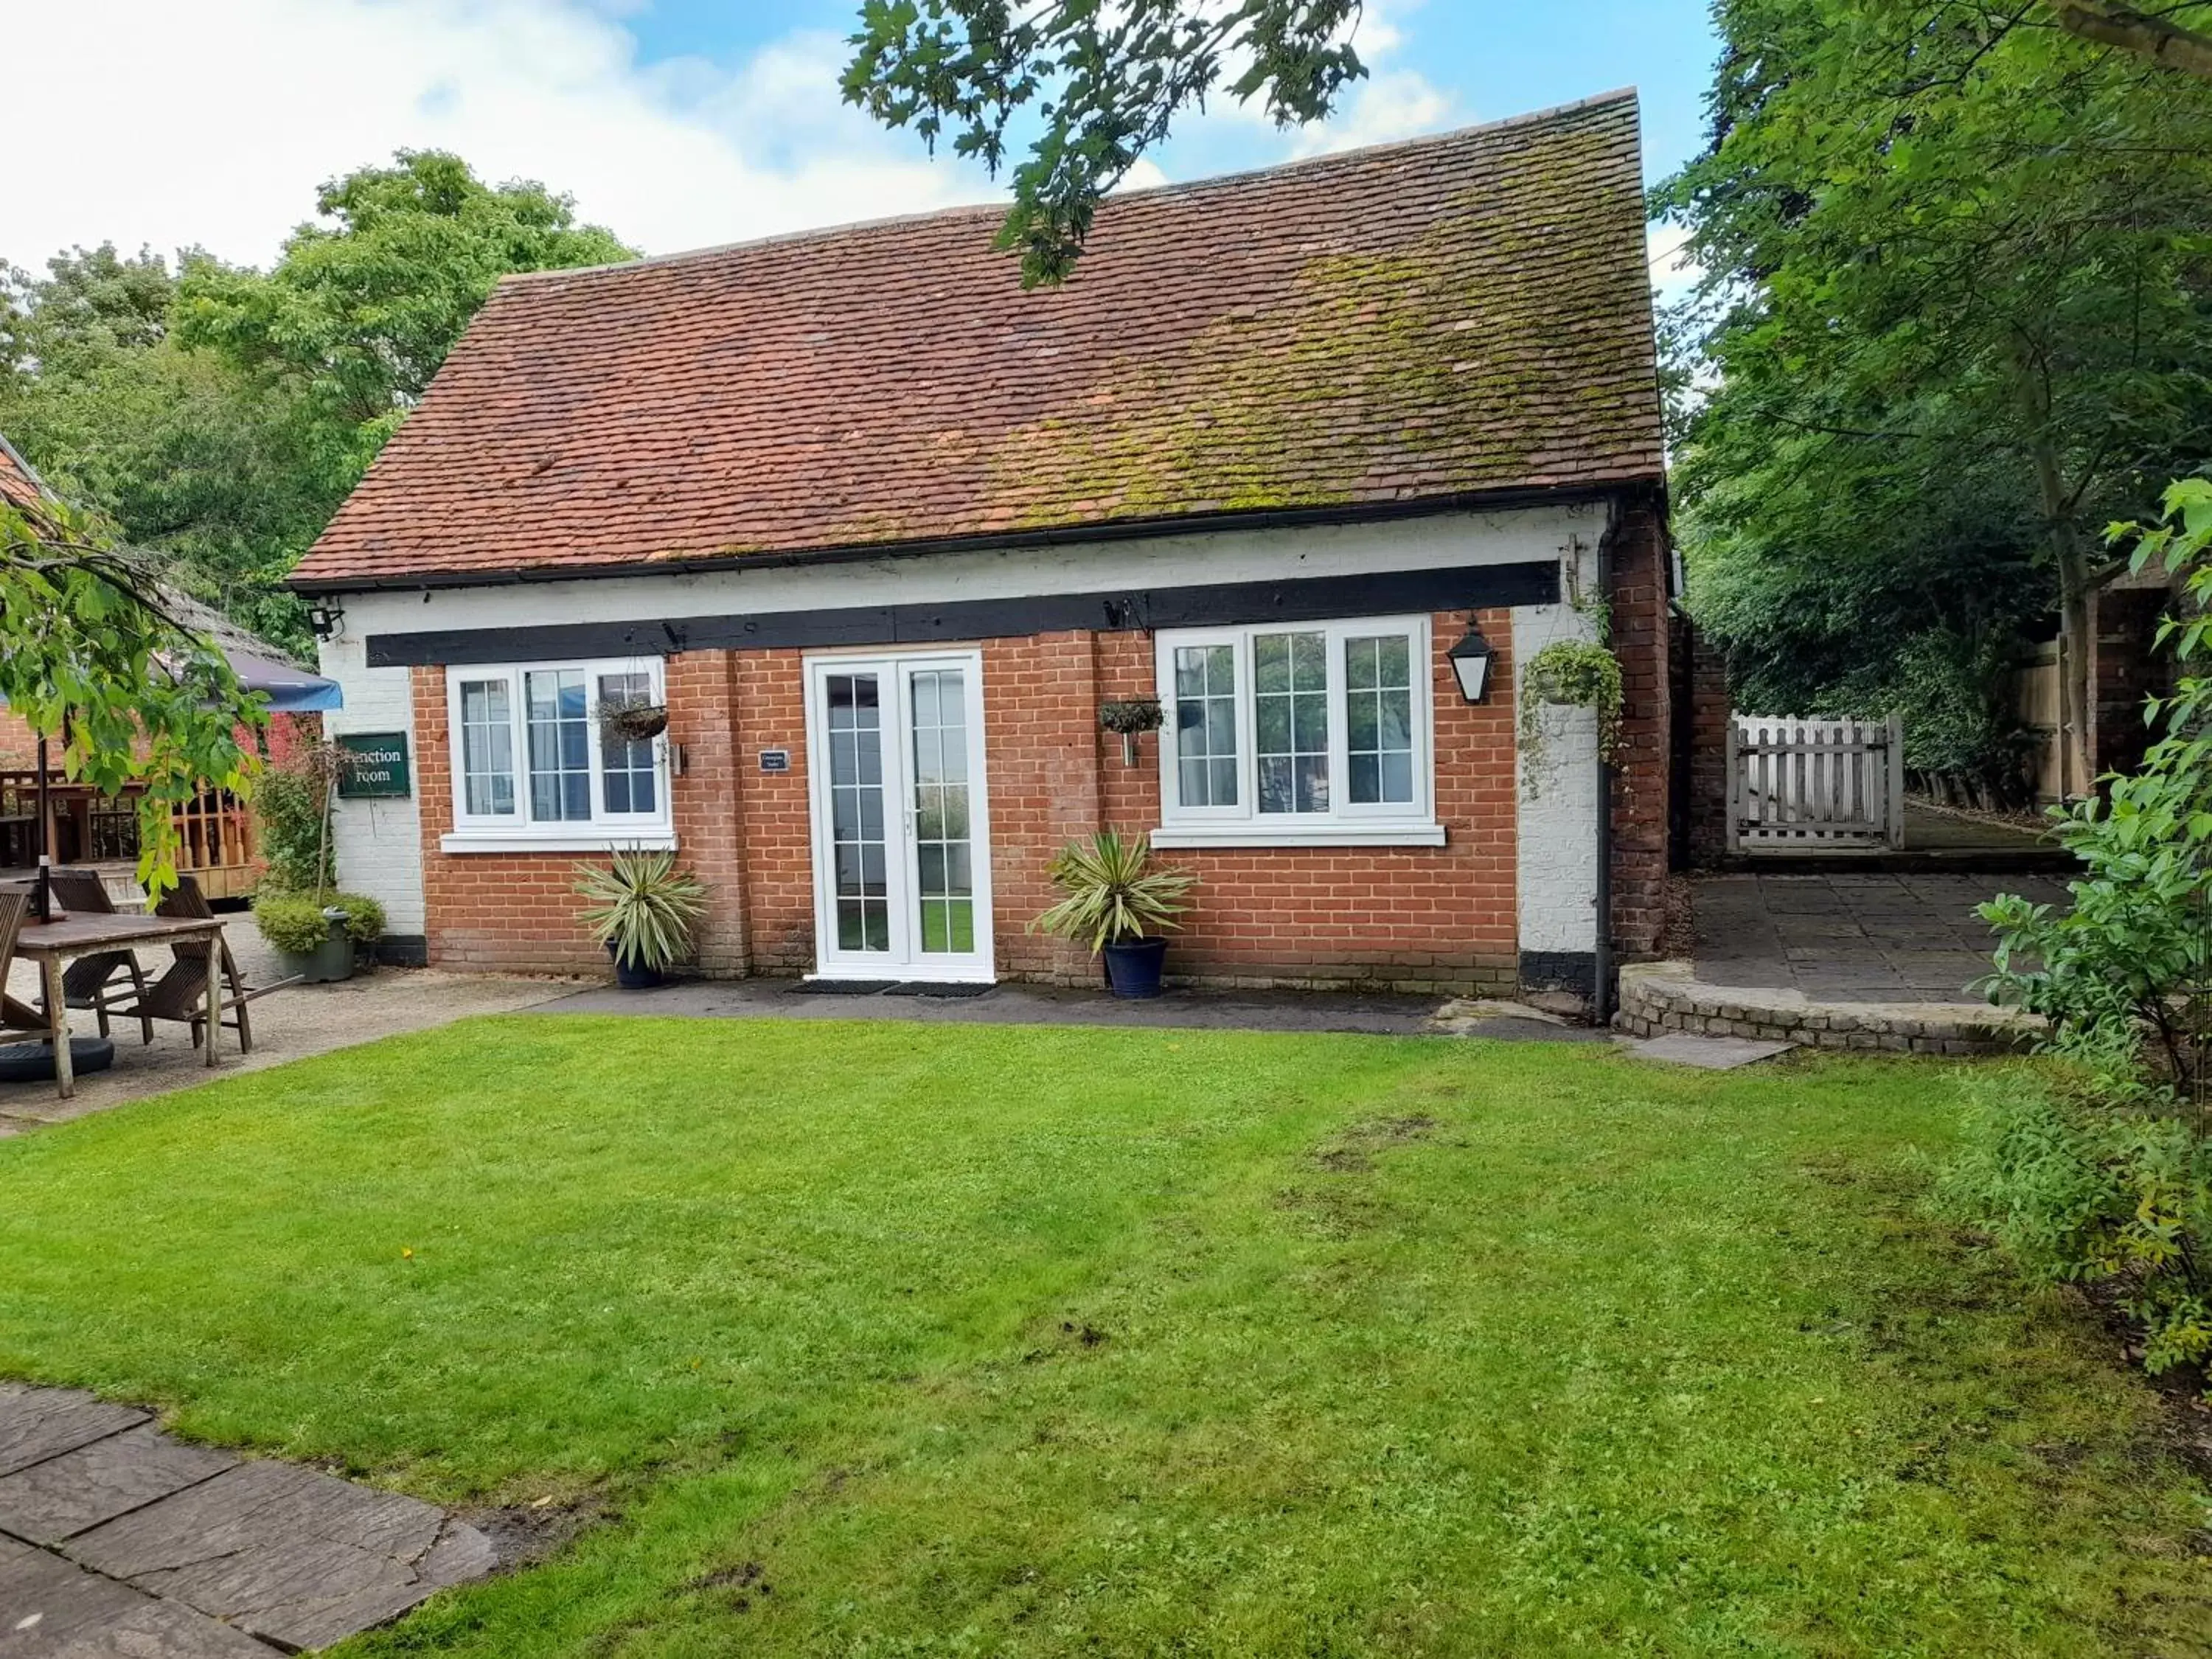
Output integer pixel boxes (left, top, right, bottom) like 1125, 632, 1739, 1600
1613, 961, 2041, 1056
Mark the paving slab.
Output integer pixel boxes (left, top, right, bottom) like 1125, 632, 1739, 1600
1, 930, 565, 1135
544, 976, 1453, 1034
0, 1426, 236, 1546
0, 1388, 147, 1481
1693, 871, 2067, 1003
71, 1461, 497, 1652
1618, 1033, 1798, 1071
0, 1534, 272, 1656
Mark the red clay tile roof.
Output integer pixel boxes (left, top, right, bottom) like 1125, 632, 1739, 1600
291, 90, 1664, 592
0, 435, 49, 518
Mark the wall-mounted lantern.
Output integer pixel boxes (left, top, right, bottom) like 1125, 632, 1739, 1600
1447, 625, 1496, 703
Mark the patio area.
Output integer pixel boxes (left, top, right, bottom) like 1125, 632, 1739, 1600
1692, 869, 2069, 1004
0, 928, 563, 1134
1615, 867, 2070, 1054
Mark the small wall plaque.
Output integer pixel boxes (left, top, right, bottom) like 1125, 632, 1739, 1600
759, 748, 791, 774
335, 733, 411, 798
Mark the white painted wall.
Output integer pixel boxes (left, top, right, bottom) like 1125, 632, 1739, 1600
321, 504, 1605, 641
1511, 533, 1604, 959
315, 633, 425, 939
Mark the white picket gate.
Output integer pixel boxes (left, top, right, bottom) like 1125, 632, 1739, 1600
1728, 712, 1905, 853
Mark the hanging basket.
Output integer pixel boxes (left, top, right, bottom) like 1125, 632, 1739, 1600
1099, 698, 1165, 765
598, 699, 669, 745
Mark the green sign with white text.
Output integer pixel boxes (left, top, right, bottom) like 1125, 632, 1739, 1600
335, 732, 411, 799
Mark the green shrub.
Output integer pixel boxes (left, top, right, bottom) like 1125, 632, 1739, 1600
1877, 631, 2037, 800
330, 892, 385, 945
1954, 479, 2212, 1394
252, 893, 337, 955
256, 765, 333, 893
1939, 1077, 2212, 1379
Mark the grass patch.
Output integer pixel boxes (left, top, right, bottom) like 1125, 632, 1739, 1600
1, 1018, 2207, 1654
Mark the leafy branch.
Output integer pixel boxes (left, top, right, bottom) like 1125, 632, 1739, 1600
0, 493, 261, 895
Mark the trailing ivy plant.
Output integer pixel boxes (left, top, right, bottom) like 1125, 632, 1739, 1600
1944, 478, 2212, 1394
1517, 639, 1625, 781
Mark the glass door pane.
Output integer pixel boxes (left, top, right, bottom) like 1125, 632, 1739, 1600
908, 668, 975, 955
825, 672, 890, 954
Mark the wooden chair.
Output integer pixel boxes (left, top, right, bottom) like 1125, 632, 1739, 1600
128, 875, 293, 1054
0, 890, 46, 1038
46, 869, 153, 1045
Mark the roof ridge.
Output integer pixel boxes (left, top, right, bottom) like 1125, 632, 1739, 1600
498, 88, 1642, 288
0, 431, 52, 496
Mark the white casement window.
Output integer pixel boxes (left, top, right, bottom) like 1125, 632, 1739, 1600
441, 659, 675, 852
1152, 616, 1444, 847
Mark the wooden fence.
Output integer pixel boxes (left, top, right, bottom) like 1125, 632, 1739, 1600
1728, 713, 1905, 853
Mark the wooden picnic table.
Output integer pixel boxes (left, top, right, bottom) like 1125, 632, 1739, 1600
10, 914, 226, 1098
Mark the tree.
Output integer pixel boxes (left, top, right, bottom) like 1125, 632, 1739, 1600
1, 248, 339, 653
844, 0, 1367, 285
1659, 0, 2212, 797
841, 1, 2212, 285
175, 150, 633, 459
0, 490, 258, 896
1, 155, 635, 653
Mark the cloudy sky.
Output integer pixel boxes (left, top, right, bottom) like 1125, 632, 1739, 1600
9, 0, 1716, 285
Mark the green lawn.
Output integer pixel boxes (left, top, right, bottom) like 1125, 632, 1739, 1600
1, 1019, 2207, 1656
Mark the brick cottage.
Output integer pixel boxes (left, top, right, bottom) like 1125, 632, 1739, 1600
292, 91, 1673, 1009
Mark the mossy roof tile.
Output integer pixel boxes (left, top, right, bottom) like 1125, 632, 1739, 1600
292, 90, 1663, 590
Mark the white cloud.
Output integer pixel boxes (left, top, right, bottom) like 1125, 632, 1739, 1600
1131, 0, 1462, 175
4, 0, 998, 274
1646, 221, 1705, 301
1287, 67, 1460, 158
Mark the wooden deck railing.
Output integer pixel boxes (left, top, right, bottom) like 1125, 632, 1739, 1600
0, 771, 259, 896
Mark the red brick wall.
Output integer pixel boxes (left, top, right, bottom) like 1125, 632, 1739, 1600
984, 632, 1107, 984
0, 715, 38, 769
731, 649, 816, 976
1682, 616, 1731, 869
665, 652, 749, 975
406, 584, 1665, 995
1087, 612, 1520, 992
1606, 493, 1671, 960
411, 665, 608, 973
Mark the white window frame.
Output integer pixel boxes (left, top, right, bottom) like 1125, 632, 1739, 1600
440, 658, 675, 853
1152, 616, 1444, 848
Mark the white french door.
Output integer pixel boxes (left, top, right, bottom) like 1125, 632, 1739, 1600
804, 650, 994, 982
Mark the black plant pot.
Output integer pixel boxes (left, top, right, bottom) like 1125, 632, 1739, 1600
1102, 937, 1169, 999
608, 942, 667, 990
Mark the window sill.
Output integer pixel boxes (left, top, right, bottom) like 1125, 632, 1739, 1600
1149, 822, 1447, 849
439, 830, 678, 855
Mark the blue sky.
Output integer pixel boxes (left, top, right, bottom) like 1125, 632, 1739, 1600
622, 0, 1722, 188
13, 1, 1722, 278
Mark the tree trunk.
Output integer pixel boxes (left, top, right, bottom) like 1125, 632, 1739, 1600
2032, 434, 2094, 802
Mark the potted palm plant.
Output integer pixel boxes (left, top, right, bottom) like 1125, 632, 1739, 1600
1032, 830, 1195, 998
574, 849, 708, 990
